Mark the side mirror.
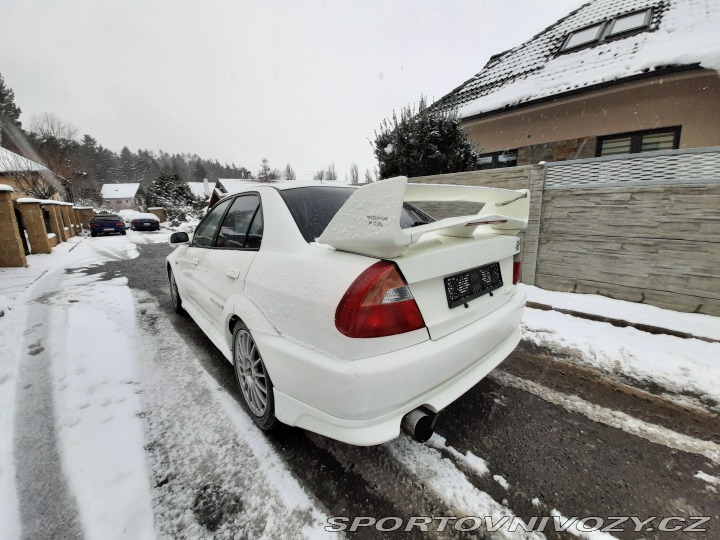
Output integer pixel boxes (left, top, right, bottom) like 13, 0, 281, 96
170, 232, 190, 244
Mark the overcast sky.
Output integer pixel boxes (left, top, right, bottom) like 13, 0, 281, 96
3, 0, 584, 180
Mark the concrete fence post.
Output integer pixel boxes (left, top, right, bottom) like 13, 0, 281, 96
15, 198, 52, 254
147, 207, 166, 222
72, 207, 83, 232
76, 208, 94, 229
43, 203, 66, 243
59, 204, 75, 238
0, 185, 27, 267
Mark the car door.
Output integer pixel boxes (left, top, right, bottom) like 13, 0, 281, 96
174, 198, 232, 317
201, 193, 263, 331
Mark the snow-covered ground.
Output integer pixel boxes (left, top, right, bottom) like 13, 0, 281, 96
1, 233, 718, 538
0, 231, 337, 540
1, 234, 152, 539
521, 284, 720, 408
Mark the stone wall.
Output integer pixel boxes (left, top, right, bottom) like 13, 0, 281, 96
76, 208, 94, 228
16, 200, 52, 254
147, 207, 167, 222
0, 186, 27, 267
408, 147, 720, 315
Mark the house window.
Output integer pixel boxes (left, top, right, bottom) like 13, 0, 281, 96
562, 23, 604, 51
477, 150, 518, 170
597, 127, 680, 157
607, 9, 653, 37
559, 8, 652, 53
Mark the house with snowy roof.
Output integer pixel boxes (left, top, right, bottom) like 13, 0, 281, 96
100, 183, 146, 211
0, 147, 62, 200
432, 0, 720, 168
187, 180, 212, 201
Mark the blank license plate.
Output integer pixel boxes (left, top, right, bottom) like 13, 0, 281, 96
444, 262, 503, 309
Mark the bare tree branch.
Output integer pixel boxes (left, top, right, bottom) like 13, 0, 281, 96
0, 149, 59, 199
30, 112, 78, 141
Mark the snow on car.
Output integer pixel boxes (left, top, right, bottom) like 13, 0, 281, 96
119, 210, 161, 231
166, 176, 529, 445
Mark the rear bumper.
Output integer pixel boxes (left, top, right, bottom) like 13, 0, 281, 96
258, 288, 525, 445
132, 222, 159, 230
91, 227, 126, 234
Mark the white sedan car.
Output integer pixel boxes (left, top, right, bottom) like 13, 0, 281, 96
167, 176, 529, 445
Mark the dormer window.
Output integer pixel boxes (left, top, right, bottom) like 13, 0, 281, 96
559, 8, 653, 53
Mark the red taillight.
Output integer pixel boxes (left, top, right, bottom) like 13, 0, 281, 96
336, 261, 425, 338
116, 222, 124, 227
513, 253, 522, 285
91, 223, 100, 227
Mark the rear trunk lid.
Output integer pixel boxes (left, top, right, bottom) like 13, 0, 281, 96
393, 231, 519, 339
317, 176, 528, 340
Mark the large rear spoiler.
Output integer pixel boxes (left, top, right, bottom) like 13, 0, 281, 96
317, 176, 529, 258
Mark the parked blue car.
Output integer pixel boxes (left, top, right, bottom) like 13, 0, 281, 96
90, 214, 127, 237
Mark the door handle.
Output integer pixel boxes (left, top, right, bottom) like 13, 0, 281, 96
225, 268, 240, 279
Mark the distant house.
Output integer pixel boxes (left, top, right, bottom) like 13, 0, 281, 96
187, 180, 211, 201
100, 183, 146, 211
431, 0, 720, 167
0, 147, 62, 200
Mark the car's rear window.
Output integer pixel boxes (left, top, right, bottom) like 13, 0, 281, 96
280, 186, 435, 243
93, 215, 122, 221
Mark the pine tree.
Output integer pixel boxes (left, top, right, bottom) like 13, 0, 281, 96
0, 72, 22, 150
257, 158, 280, 182
373, 96, 479, 179
191, 161, 207, 182
147, 170, 201, 222
284, 164, 296, 180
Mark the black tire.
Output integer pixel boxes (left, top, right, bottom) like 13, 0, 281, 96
121, 231, 127, 235
91, 232, 97, 237
232, 322, 276, 431
168, 270, 186, 315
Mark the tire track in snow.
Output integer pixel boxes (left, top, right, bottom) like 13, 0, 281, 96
305, 433, 458, 540
491, 371, 720, 465
385, 434, 545, 540
133, 291, 334, 539
13, 268, 83, 540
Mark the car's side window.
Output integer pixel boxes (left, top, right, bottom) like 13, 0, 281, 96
216, 195, 260, 249
245, 206, 263, 249
192, 198, 231, 247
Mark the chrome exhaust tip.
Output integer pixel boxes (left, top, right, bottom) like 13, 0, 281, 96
401, 408, 438, 443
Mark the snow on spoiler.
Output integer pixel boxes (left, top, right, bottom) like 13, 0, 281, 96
316, 176, 529, 258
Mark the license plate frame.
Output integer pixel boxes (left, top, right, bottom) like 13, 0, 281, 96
444, 262, 503, 309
